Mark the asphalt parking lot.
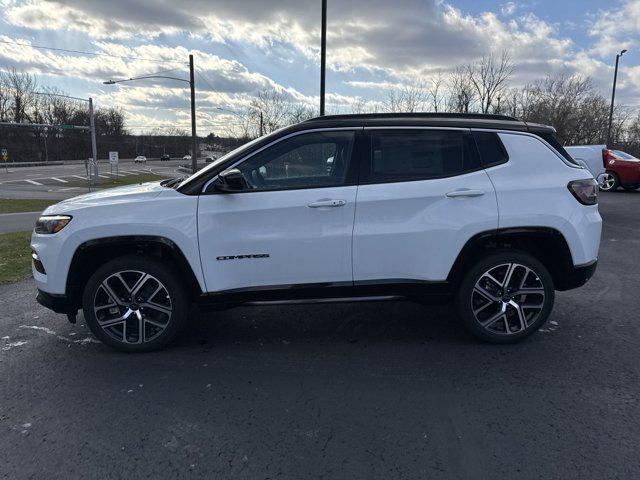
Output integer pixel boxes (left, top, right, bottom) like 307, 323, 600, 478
1, 191, 639, 479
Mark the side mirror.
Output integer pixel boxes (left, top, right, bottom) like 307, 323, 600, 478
596, 173, 608, 188
213, 168, 247, 192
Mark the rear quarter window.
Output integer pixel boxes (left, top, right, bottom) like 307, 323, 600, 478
472, 131, 509, 167
535, 132, 580, 166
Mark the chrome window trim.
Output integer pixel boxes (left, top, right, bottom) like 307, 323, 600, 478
482, 129, 584, 169
201, 127, 361, 193
363, 126, 470, 131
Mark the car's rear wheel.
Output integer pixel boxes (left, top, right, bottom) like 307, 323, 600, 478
82, 255, 189, 352
455, 251, 555, 343
599, 172, 619, 191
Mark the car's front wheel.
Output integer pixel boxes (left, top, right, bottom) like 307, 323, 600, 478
82, 255, 189, 352
455, 251, 555, 343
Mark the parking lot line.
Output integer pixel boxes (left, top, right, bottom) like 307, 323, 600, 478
50, 177, 69, 183
25, 179, 43, 186
71, 175, 87, 180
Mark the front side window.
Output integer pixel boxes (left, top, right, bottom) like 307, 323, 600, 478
234, 130, 355, 191
368, 129, 479, 183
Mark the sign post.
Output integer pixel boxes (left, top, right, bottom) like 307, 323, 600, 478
1, 148, 7, 173
109, 151, 119, 179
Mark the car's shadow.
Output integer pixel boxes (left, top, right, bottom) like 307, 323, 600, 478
176, 300, 472, 349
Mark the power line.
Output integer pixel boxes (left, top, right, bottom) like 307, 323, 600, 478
0, 39, 188, 66
195, 70, 217, 92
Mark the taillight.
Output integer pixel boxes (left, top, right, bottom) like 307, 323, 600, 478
602, 149, 616, 166
568, 179, 598, 205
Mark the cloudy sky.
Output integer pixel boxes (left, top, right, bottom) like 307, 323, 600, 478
0, 0, 638, 135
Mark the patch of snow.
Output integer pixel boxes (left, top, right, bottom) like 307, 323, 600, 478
2, 340, 28, 351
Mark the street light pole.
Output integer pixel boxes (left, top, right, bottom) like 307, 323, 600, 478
103, 55, 198, 173
607, 49, 627, 146
189, 54, 197, 173
320, 0, 327, 116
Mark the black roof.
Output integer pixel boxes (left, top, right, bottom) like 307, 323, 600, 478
303, 112, 555, 134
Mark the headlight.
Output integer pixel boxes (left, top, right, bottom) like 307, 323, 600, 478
34, 215, 72, 234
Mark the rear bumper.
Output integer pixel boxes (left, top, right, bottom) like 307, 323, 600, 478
36, 290, 76, 315
556, 260, 597, 291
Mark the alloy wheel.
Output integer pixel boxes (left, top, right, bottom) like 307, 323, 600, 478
471, 263, 546, 336
93, 270, 172, 344
600, 173, 616, 191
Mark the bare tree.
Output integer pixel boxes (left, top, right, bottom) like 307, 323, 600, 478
288, 103, 317, 124
467, 52, 514, 114
3, 69, 38, 123
428, 71, 445, 113
248, 89, 292, 135
446, 66, 476, 113
350, 97, 369, 114
384, 82, 428, 113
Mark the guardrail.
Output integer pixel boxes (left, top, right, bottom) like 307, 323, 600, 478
2, 161, 65, 168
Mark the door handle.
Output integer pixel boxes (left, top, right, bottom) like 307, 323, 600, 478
445, 189, 485, 198
308, 199, 347, 208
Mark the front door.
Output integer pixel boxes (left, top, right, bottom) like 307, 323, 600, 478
197, 129, 359, 293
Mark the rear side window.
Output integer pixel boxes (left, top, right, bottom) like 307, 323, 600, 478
367, 129, 479, 183
472, 131, 508, 167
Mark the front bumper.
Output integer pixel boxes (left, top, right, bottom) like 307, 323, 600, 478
556, 260, 597, 291
36, 290, 76, 315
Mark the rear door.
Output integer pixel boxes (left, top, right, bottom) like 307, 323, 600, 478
352, 128, 498, 283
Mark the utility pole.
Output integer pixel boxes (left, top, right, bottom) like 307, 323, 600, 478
607, 49, 627, 146
43, 128, 48, 162
189, 54, 197, 173
320, 0, 327, 116
259, 111, 264, 136
89, 97, 98, 166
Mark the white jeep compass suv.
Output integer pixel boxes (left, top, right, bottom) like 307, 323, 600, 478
31, 113, 601, 352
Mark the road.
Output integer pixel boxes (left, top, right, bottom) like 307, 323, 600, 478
0, 211, 40, 234
0, 191, 639, 479
0, 159, 184, 200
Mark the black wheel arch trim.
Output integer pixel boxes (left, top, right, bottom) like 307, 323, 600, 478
447, 226, 584, 291
65, 235, 203, 309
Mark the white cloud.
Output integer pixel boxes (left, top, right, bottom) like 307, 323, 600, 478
1, 0, 639, 128
589, 0, 639, 57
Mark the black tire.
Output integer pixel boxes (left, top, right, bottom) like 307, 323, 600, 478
454, 251, 555, 344
82, 255, 190, 352
599, 171, 619, 191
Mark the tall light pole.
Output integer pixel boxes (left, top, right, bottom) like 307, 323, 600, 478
607, 49, 627, 146
189, 54, 197, 173
320, 0, 327, 116
104, 55, 198, 173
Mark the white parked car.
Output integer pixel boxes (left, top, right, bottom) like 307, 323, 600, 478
182, 154, 192, 161
565, 145, 607, 179
134, 155, 147, 163
31, 113, 601, 352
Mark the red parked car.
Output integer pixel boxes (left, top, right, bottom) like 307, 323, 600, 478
600, 149, 640, 191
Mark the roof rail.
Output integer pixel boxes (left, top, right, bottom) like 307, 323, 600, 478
304, 112, 520, 122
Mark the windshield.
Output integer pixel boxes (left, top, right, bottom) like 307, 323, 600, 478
176, 126, 291, 191
176, 136, 263, 190
613, 150, 637, 160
